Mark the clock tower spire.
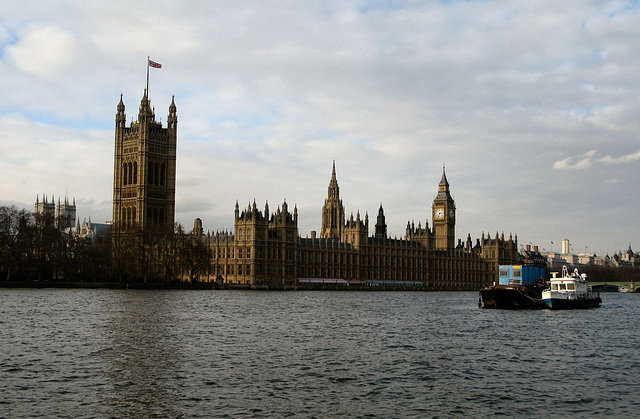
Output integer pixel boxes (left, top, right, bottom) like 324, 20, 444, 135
432, 164, 456, 250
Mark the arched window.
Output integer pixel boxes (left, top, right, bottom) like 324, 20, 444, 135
149, 162, 154, 185
155, 162, 160, 186
133, 162, 138, 184
123, 163, 128, 185
160, 163, 165, 186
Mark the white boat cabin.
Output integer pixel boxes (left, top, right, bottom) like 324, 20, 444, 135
548, 266, 589, 293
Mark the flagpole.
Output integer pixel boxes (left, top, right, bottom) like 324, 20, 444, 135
146, 56, 150, 96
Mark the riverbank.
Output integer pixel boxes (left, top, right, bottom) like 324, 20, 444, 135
0, 280, 215, 290
0, 280, 432, 291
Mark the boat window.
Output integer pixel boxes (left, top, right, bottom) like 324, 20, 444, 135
551, 284, 558, 290
499, 269, 509, 278
559, 283, 566, 290
513, 268, 521, 277
567, 283, 575, 290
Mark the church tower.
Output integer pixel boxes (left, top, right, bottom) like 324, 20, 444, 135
321, 161, 345, 240
432, 165, 455, 250
113, 91, 177, 233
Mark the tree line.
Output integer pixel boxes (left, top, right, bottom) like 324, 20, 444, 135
0, 205, 212, 284
581, 264, 640, 284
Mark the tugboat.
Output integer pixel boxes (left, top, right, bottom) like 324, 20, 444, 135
541, 266, 601, 309
480, 265, 548, 309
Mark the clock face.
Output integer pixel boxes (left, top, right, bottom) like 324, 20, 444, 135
435, 208, 444, 219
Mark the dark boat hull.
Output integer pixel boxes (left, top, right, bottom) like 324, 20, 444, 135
542, 296, 602, 309
480, 285, 546, 309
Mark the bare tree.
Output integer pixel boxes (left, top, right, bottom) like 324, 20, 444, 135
0, 206, 33, 281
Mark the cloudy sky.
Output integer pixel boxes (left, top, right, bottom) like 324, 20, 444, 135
1, 1, 639, 255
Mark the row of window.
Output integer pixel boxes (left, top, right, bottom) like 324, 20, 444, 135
122, 162, 137, 185
121, 207, 136, 226
121, 161, 167, 186
120, 207, 166, 226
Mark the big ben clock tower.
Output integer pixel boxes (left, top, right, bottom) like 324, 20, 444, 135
432, 165, 456, 250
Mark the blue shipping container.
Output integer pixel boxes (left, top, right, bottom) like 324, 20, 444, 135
498, 265, 546, 286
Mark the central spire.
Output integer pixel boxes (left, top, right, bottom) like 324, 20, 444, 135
138, 88, 154, 121
321, 160, 345, 240
328, 159, 339, 199
439, 164, 449, 189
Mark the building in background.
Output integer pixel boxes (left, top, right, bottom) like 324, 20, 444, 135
205, 164, 518, 289
34, 194, 76, 230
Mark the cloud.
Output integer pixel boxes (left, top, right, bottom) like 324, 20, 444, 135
1, 0, 640, 253
554, 148, 640, 169
5, 26, 77, 79
553, 150, 597, 170
598, 149, 640, 164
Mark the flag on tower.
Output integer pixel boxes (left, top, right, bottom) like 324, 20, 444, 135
149, 59, 162, 68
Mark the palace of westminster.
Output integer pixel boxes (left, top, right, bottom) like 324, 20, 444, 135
56, 90, 522, 289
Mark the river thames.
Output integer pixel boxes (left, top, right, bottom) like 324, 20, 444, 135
1, 289, 639, 417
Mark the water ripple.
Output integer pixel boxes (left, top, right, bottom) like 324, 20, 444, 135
1, 290, 639, 417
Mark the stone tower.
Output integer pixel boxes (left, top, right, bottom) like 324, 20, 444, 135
375, 204, 387, 239
112, 91, 177, 233
321, 160, 345, 240
432, 165, 456, 250
57, 196, 76, 229
35, 194, 56, 226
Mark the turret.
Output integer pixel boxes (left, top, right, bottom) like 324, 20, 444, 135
116, 93, 126, 129
168, 95, 177, 132
138, 89, 154, 122
375, 204, 387, 239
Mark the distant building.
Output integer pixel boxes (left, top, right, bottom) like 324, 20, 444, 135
109, 86, 520, 288
57, 196, 77, 230
34, 194, 76, 230
205, 164, 518, 289
78, 218, 111, 241
610, 245, 639, 268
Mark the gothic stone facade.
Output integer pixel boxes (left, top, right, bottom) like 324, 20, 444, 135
113, 91, 177, 234
109, 92, 517, 288
204, 164, 518, 290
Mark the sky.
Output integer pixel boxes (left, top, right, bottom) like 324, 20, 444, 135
1, 0, 639, 256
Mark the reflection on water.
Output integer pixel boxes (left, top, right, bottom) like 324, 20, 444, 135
1, 290, 639, 417
99, 291, 185, 417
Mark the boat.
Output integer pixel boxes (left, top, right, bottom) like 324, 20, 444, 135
480, 265, 548, 309
541, 266, 601, 309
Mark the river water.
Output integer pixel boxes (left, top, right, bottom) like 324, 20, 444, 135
1, 289, 639, 418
